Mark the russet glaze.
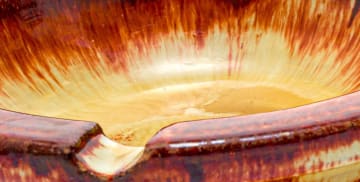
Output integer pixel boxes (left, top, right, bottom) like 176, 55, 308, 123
1, 0, 360, 181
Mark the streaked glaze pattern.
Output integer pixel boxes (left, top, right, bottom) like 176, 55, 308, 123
1, 0, 360, 145
0, 110, 101, 154
0, 109, 102, 181
1, 0, 360, 181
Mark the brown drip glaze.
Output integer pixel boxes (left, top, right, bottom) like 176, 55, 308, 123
1, 0, 360, 181
0, 109, 102, 181
0, 109, 102, 155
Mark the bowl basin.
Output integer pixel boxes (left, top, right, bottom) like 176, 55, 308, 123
1, 0, 360, 181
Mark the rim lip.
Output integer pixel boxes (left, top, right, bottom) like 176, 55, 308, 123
0, 90, 359, 147
145, 90, 360, 156
119, 90, 360, 181
0, 92, 358, 182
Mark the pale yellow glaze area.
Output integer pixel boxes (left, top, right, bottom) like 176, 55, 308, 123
298, 160, 360, 182
0, 31, 348, 146
0, 69, 343, 146
76, 135, 144, 176
0, 30, 350, 146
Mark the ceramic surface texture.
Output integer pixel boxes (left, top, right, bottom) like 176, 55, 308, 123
1, 0, 360, 181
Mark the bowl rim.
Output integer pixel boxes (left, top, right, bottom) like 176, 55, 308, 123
1, 90, 360, 180
145, 90, 360, 155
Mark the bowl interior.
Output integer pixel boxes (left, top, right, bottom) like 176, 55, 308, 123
1, 0, 360, 146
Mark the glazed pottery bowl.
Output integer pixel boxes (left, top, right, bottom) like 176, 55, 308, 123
1, 0, 360, 181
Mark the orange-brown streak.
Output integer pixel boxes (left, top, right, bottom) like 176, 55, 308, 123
1, 0, 360, 93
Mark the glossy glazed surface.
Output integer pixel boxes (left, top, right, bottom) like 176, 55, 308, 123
0, 109, 101, 181
1, 0, 360, 146
1, 0, 360, 181
141, 90, 360, 181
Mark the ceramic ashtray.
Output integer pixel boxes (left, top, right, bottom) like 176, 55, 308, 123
1, 0, 360, 181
